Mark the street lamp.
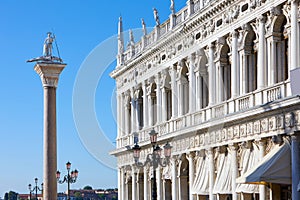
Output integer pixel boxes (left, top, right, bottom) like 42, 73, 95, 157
56, 161, 79, 200
28, 178, 43, 200
130, 129, 172, 200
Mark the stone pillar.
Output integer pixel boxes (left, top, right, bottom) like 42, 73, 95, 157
156, 73, 162, 124
118, 168, 122, 200
161, 87, 167, 122
148, 87, 153, 126
291, 0, 299, 70
143, 81, 149, 128
121, 94, 125, 137
208, 44, 216, 105
207, 148, 215, 200
229, 144, 238, 200
34, 62, 66, 200
125, 96, 131, 135
258, 140, 266, 200
157, 166, 162, 200
169, 65, 178, 118
144, 167, 148, 200
188, 54, 196, 113
187, 152, 195, 200
291, 133, 300, 200
231, 30, 239, 97
132, 167, 137, 200
171, 157, 178, 200
130, 89, 136, 133
177, 78, 183, 116
122, 168, 126, 200
257, 15, 267, 89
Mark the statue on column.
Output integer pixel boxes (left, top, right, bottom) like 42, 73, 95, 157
141, 18, 147, 36
27, 32, 63, 63
153, 8, 160, 26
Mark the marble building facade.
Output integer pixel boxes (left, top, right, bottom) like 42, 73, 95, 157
110, 0, 300, 199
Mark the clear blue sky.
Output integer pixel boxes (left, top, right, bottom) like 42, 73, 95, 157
0, 0, 186, 197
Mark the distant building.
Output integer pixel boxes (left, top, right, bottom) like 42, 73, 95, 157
111, 0, 300, 199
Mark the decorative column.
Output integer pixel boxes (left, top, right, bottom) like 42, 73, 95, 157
229, 144, 238, 200
188, 54, 196, 113
161, 87, 167, 122
130, 88, 136, 133
258, 140, 266, 200
34, 62, 66, 200
207, 148, 215, 200
132, 166, 137, 200
121, 94, 125, 137
125, 94, 131, 135
208, 44, 216, 105
291, 133, 300, 200
144, 167, 148, 200
156, 73, 162, 124
147, 82, 154, 126
171, 156, 178, 200
187, 0, 194, 16
118, 167, 124, 200
231, 30, 239, 97
169, 65, 178, 118
257, 15, 267, 89
291, 0, 299, 70
157, 166, 162, 200
143, 81, 149, 128
187, 152, 195, 200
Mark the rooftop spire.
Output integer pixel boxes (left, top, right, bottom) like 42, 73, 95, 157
118, 16, 124, 55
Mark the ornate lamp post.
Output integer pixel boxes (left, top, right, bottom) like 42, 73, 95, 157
28, 178, 43, 200
56, 161, 79, 200
130, 129, 172, 200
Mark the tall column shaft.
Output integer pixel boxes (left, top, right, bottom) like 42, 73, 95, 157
230, 144, 238, 200
207, 148, 215, 200
157, 166, 162, 200
257, 16, 267, 89
291, 0, 299, 70
258, 140, 266, 200
171, 158, 177, 200
43, 86, 57, 200
34, 62, 65, 200
156, 74, 162, 124
132, 168, 136, 200
144, 167, 148, 200
208, 44, 216, 105
231, 31, 239, 97
143, 81, 149, 128
291, 133, 300, 200
189, 54, 196, 113
170, 65, 178, 118
187, 153, 195, 200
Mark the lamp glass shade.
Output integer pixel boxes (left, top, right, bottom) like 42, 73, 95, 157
154, 145, 162, 157
74, 169, 79, 177
149, 129, 158, 144
35, 178, 38, 184
28, 184, 32, 190
56, 171, 61, 179
163, 142, 172, 158
66, 161, 71, 170
132, 144, 141, 160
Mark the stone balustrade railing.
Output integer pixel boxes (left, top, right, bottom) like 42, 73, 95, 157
116, 80, 291, 148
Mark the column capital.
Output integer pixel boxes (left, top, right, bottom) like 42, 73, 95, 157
228, 143, 239, 151
258, 15, 267, 23
34, 62, 66, 88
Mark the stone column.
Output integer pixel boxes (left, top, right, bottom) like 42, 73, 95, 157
34, 62, 66, 200
187, 0, 194, 16
231, 30, 239, 97
156, 73, 162, 124
143, 81, 149, 128
122, 168, 126, 200
187, 152, 195, 200
207, 148, 215, 200
121, 94, 125, 137
188, 54, 196, 113
169, 65, 178, 118
125, 96, 131, 135
208, 44, 216, 105
118, 168, 122, 200
132, 167, 137, 200
257, 15, 267, 89
171, 156, 178, 200
291, 0, 299, 70
130, 89, 136, 133
258, 140, 266, 200
177, 78, 183, 116
291, 133, 300, 200
229, 144, 238, 200
144, 167, 148, 200
161, 87, 167, 121
157, 166, 162, 200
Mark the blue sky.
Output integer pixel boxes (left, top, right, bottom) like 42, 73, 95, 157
0, 0, 186, 196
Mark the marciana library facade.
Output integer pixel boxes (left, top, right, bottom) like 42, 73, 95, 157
110, 0, 300, 199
